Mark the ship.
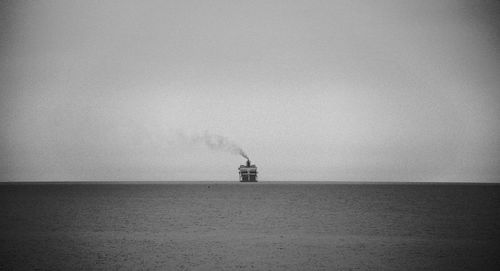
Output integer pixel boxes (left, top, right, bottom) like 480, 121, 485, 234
238, 160, 258, 182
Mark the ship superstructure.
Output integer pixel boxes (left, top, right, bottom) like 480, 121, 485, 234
238, 160, 257, 182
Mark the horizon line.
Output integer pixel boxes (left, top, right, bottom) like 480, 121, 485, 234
1, 180, 499, 185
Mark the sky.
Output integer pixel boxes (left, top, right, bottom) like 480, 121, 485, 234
1, 0, 499, 182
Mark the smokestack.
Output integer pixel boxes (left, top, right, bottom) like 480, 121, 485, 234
246, 159, 250, 167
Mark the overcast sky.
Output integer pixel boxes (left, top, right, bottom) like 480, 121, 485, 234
1, 0, 499, 182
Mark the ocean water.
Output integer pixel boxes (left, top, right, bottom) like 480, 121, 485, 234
1, 182, 499, 270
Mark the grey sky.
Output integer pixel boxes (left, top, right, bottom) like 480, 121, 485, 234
1, 0, 499, 182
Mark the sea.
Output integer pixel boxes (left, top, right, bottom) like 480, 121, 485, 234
1, 182, 499, 270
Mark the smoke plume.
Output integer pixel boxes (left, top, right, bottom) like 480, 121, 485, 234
181, 131, 249, 160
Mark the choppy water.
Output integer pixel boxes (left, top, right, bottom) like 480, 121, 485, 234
1, 182, 499, 270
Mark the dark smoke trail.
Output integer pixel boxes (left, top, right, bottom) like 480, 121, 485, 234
181, 131, 249, 160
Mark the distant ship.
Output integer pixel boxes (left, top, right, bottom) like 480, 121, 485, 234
238, 160, 257, 182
